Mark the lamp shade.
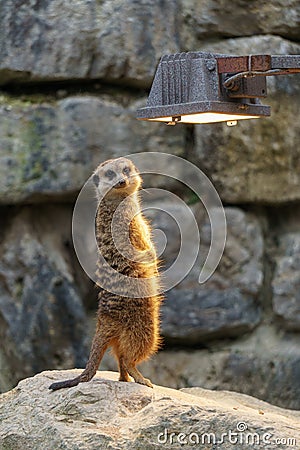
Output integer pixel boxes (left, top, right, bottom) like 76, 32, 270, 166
136, 52, 271, 125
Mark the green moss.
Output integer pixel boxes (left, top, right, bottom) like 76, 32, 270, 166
0, 93, 55, 107
14, 278, 23, 300
30, 160, 43, 180
14, 118, 47, 185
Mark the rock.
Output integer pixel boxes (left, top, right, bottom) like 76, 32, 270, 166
190, 35, 300, 204
220, 348, 300, 410
0, 370, 299, 450
0, 0, 95, 84
0, 0, 180, 87
181, 0, 300, 49
60, 95, 185, 162
0, 206, 89, 393
272, 233, 300, 330
89, 0, 181, 86
199, 207, 264, 295
162, 289, 261, 344
0, 94, 185, 204
0, 95, 93, 204
137, 326, 300, 410
147, 205, 263, 343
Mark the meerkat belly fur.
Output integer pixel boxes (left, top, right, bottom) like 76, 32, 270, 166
49, 157, 162, 390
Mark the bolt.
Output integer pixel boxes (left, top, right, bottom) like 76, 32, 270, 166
206, 60, 216, 71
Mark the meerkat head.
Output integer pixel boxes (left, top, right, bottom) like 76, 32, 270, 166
92, 157, 142, 200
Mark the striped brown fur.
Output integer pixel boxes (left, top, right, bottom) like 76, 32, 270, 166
49, 157, 162, 391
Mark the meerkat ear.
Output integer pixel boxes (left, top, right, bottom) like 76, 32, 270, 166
92, 174, 100, 186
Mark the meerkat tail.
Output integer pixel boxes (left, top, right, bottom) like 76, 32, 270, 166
49, 376, 81, 391
49, 332, 110, 391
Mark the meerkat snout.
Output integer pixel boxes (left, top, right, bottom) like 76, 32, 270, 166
114, 178, 127, 189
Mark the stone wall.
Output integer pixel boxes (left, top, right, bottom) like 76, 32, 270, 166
0, 0, 299, 410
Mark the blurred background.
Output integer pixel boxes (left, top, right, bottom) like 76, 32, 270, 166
0, 0, 299, 410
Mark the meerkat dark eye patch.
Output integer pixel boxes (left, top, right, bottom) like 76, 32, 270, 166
92, 174, 100, 186
123, 166, 131, 175
105, 169, 116, 179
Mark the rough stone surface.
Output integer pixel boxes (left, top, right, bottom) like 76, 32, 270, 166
0, 94, 185, 204
181, 0, 300, 49
272, 233, 300, 331
0, 0, 180, 87
191, 35, 300, 204
138, 326, 300, 410
0, 206, 89, 393
199, 207, 264, 295
0, 370, 299, 450
0, 96, 92, 204
0, 1, 95, 83
162, 289, 261, 344
88, 0, 181, 86
146, 205, 263, 343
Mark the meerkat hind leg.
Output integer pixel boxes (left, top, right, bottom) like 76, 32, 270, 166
126, 364, 153, 388
118, 356, 131, 382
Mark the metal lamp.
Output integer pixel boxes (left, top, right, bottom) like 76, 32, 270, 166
136, 52, 300, 125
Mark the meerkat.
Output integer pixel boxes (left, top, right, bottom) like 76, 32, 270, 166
49, 157, 162, 390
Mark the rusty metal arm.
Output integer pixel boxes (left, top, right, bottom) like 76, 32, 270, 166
217, 55, 300, 91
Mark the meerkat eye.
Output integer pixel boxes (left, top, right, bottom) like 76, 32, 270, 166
105, 169, 116, 179
92, 174, 100, 186
123, 166, 131, 176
